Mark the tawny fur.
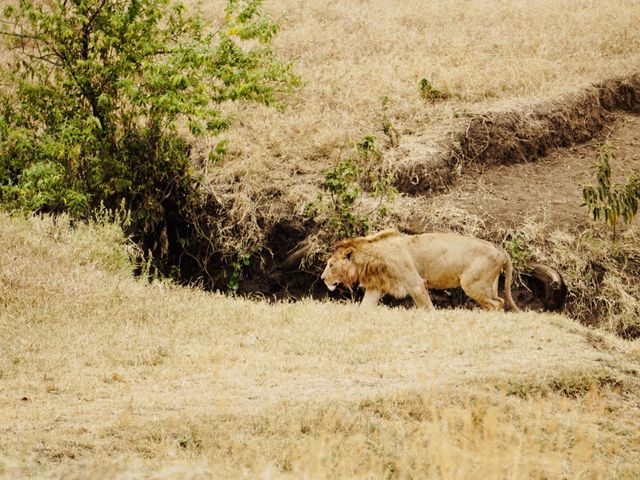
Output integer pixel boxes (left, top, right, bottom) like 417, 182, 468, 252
321, 230, 519, 311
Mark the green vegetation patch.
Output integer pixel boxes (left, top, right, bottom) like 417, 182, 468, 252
0, 0, 298, 277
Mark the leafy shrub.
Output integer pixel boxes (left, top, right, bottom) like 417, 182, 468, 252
419, 77, 450, 102
1, 161, 88, 216
0, 0, 298, 263
227, 250, 256, 295
582, 143, 640, 240
306, 136, 396, 238
378, 96, 400, 148
321, 156, 367, 238
502, 231, 533, 282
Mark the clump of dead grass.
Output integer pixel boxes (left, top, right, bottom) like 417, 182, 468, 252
510, 221, 640, 337
0, 212, 134, 276
502, 365, 626, 399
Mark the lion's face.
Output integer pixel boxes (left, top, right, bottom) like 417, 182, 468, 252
321, 247, 356, 291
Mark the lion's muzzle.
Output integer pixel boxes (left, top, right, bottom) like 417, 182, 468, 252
321, 265, 339, 291
324, 281, 338, 291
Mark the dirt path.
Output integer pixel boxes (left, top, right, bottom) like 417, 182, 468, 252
432, 113, 640, 231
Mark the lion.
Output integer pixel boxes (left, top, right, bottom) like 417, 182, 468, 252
321, 229, 519, 311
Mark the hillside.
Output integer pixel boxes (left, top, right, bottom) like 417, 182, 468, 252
169, 0, 640, 315
2, 214, 640, 478
202, 0, 640, 191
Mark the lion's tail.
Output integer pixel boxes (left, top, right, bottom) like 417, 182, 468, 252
502, 252, 520, 312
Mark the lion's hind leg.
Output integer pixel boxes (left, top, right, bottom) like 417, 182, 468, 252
461, 271, 505, 312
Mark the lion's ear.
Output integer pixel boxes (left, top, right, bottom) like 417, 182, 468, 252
344, 247, 354, 260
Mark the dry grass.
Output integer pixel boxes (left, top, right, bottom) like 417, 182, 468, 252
2, 3, 640, 475
519, 222, 640, 337
198, 0, 640, 191
2, 213, 640, 478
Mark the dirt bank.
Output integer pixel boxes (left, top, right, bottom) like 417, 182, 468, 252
388, 75, 640, 196
257, 75, 640, 303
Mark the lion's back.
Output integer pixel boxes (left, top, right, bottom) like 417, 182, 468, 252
410, 233, 503, 286
362, 232, 502, 290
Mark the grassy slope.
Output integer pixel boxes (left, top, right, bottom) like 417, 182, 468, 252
181, 0, 640, 284
1, 214, 640, 478
201, 0, 640, 192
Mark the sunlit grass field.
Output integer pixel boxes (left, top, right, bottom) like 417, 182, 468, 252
1, 214, 639, 478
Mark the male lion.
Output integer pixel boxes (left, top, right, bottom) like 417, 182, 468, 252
321, 229, 519, 311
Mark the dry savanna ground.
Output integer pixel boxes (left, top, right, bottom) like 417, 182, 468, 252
2, 214, 640, 478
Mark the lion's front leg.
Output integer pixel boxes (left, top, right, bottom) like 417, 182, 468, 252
407, 280, 435, 310
361, 288, 383, 307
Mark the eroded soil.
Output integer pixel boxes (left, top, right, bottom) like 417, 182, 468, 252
433, 113, 640, 231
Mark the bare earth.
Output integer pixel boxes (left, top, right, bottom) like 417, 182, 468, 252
434, 113, 640, 231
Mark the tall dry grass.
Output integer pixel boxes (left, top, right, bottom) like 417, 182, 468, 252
1, 213, 640, 478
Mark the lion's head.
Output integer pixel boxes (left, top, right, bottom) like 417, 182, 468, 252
321, 246, 358, 291
322, 232, 399, 293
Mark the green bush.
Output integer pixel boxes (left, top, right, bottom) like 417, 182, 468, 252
582, 143, 640, 241
0, 0, 298, 258
307, 135, 396, 239
502, 231, 533, 281
418, 77, 450, 102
